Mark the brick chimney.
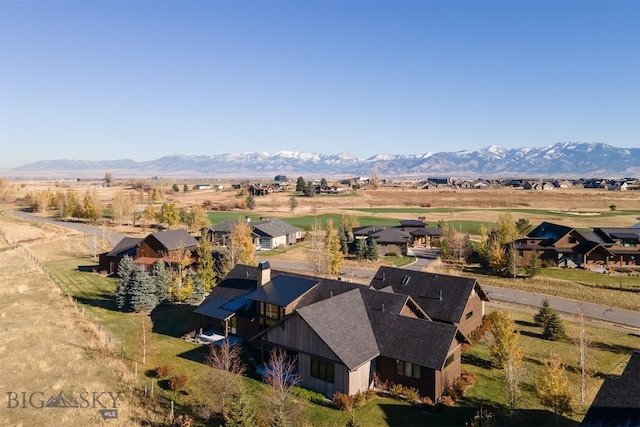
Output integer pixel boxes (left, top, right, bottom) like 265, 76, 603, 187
257, 261, 271, 287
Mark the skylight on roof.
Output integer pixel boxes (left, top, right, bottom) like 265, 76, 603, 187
401, 276, 411, 285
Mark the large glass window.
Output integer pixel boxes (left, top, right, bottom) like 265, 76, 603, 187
259, 303, 284, 329
311, 358, 334, 383
395, 360, 421, 380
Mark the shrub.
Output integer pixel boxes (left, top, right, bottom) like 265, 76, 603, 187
362, 389, 378, 401
440, 395, 455, 407
168, 374, 189, 391
389, 383, 404, 398
421, 396, 433, 406
460, 370, 477, 387
402, 386, 420, 403
156, 365, 173, 378
292, 386, 326, 404
332, 392, 353, 411
352, 392, 367, 409
372, 372, 388, 391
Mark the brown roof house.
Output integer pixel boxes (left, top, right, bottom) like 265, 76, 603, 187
98, 229, 198, 275
512, 222, 639, 270
195, 263, 480, 401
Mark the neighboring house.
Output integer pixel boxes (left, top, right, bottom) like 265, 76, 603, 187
368, 266, 489, 337
512, 222, 639, 269
98, 237, 142, 274
98, 229, 198, 274
367, 228, 412, 256
194, 184, 212, 190
204, 218, 303, 250
581, 350, 640, 427
195, 263, 481, 401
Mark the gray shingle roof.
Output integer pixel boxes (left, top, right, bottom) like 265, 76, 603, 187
527, 222, 573, 245
369, 228, 412, 244
582, 351, 640, 427
149, 229, 198, 250
107, 237, 142, 257
297, 289, 380, 370
369, 266, 488, 325
252, 218, 302, 238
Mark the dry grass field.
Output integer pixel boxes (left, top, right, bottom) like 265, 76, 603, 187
0, 211, 156, 426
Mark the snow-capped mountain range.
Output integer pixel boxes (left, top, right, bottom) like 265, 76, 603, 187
8, 142, 640, 179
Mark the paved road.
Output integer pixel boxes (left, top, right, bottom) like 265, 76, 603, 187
11, 209, 640, 330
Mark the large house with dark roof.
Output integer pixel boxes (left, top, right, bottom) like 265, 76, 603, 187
195, 263, 486, 400
98, 229, 198, 274
512, 221, 640, 269
369, 266, 489, 336
581, 350, 640, 427
352, 219, 442, 253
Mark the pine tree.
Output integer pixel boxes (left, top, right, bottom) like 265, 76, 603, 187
365, 238, 378, 261
526, 251, 542, 278
295, 176, 306, 192
116, 255, 135, 310
543, 311, 566, 341
355, 239, 366, 260
534, 299, 552, 327
129, 265, 157, 313
245, 194, 255, 210
345, 413, 361, 427
151, 260, 169, 304
223, 393, 255, 427
187, 275, 206, 304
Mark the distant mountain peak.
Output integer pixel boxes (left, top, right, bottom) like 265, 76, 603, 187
8, 142, 638, 179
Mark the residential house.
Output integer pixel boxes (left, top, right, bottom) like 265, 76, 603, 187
368, 266, 489, 336
204, 218, 303, 250
98, 237, 142, 274
98, 229, 198, 274
512, 222, 640, 269
195, 263, 484, 400
581, 350, 640, 427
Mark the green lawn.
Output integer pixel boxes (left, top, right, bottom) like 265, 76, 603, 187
45, 256, 639, 426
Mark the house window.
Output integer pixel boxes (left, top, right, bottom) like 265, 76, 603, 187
444, 353, 455, 368
228, 315, 237, 335
259, 303, 284, 330
465, 311, 473, 320
395, 360, 421, 380
311, 358, 334, 383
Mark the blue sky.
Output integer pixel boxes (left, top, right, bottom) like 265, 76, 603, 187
0, 0, 638, 169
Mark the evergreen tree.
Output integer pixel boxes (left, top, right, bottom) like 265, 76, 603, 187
187, 274, 206, 304
355, 238, 366, 260
245, 194, 255, 210
534, 299, 566, 340
338, 225, 350, 254
151, 260, 169, 304
223, 393, 255, 427
116, 255, 135, 310
129, 265, 158, 313
295, 176, 306, 192
345, 413, 361, 427
365, 238, 379, 261
172, 183, 179, 192
526, 251, 542, 278
534, 299, 553, 327
183, 184, 189, 192
543, 311, 566, 341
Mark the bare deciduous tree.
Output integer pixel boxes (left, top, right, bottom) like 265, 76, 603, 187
263, 347, 300, 422
575, 303, 591, 403
205, 339, 246, 416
